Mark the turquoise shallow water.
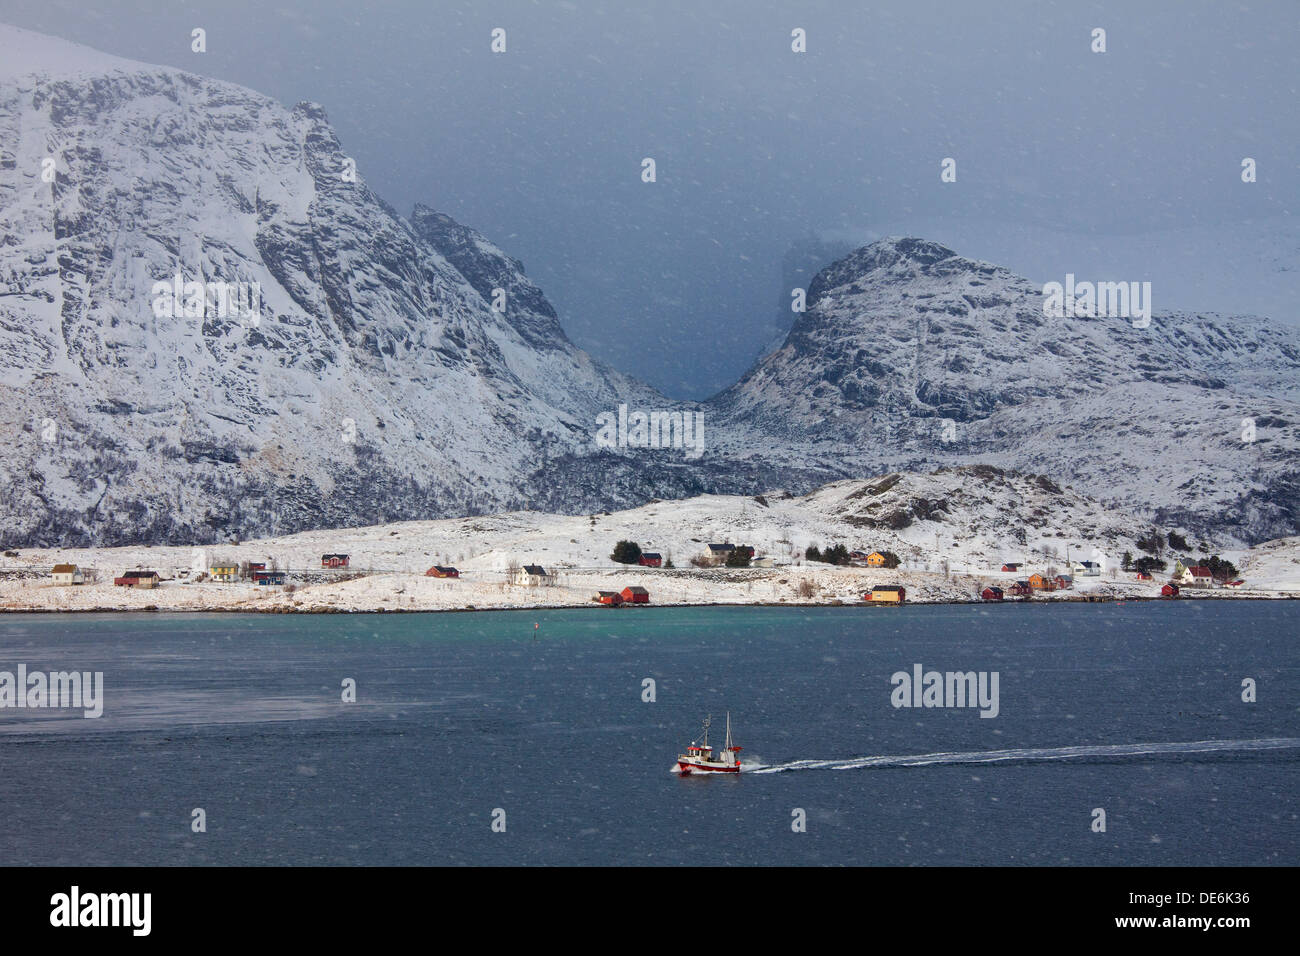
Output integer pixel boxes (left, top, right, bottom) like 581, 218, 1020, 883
0, 601, 1296, 865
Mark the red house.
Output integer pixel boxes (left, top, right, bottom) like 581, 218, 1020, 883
248, 562, 266, 573
638, 553, 662, 567
595, 590, 623, 606
1161, 583, 1180, 597
980, 586, 1004, 601
322, 554, 350, 568
620, 585, 650, 604
426, 566, 460, 578
1001, 563, 1022, 572
1008, 581, 1033, 597
1135, 571, 1152, 581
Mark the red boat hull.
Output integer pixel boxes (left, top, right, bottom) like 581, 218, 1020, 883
676, 760, 739, 774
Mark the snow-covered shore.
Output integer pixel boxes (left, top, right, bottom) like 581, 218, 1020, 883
2, 564, 1296, 614
5, 469, 1299, 612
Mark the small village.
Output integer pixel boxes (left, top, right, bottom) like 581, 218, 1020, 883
11, 532, 1268, 614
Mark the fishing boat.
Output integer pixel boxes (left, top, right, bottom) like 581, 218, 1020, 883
675, 713, 742, 774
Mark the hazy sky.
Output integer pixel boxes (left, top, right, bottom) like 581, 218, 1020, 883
4, 1, 1296, 397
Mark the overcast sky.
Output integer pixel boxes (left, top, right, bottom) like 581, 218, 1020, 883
4, 0, 1296, 397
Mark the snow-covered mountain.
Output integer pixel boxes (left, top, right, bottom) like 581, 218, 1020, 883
0, 24, 673, 546
1, 24, 1297, 549
710, 237, 1300, 544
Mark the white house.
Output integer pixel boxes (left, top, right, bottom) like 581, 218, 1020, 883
50, 563, 84, 585
1071, 560, 1102, 577
515, 564, 552, 587
1174, 564, 1215, 587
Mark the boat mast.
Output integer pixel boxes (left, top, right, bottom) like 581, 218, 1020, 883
725, 711, 732, 751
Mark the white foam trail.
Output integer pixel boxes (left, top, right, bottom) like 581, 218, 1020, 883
747, 737, 1300, 774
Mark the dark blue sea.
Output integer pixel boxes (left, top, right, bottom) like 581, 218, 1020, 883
1, 601, 1296, 865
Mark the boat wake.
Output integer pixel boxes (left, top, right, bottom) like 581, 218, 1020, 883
746, 736, 1300, 774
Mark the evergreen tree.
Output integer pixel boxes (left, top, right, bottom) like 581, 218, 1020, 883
610, 540, 642, 564
725, 548, 751, 568
822, 544, 850, 565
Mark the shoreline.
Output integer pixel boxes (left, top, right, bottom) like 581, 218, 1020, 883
2, 592, 1295, 615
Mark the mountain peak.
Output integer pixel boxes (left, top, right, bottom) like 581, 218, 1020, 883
808, 236, 1009, 302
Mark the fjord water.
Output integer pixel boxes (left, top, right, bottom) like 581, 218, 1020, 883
1, 602, 1296, 866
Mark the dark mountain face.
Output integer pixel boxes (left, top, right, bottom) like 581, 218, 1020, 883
410, 204, 570, 353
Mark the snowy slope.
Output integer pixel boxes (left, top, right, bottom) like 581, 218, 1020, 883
0, 465, 1216, 579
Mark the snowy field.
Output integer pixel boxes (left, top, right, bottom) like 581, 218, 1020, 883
2, 477, 1296, 612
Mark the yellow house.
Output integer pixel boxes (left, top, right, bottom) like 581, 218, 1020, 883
210, 564, 239, 583
866, 552, 887, 567
867, 585, 906, 603
51, 563, 84, 585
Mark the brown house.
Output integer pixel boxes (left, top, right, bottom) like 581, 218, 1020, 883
114, 570, 159, 589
